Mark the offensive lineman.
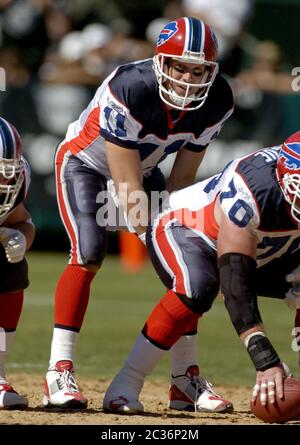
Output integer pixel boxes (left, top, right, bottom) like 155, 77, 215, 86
104, 131, 300, 412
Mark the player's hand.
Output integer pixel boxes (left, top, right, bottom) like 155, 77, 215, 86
252, 365, 285, 405
0, 227, 26, 263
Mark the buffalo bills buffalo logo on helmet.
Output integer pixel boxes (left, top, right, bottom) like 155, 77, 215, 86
157, 21, 178, 47
280, 143, 300, 170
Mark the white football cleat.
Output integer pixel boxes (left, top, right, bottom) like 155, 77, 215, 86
0, 383, 28, 409
43, 360, 87, 409
103, 370, 144, 414
169, 365, 234, 413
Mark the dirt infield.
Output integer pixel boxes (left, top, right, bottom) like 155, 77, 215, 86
1, 374, 300, 425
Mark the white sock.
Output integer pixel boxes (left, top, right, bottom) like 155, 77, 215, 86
171, 333, 198, 377
0, 330, 16, 384
119, 333, 166, 385
49, 327, 78, 369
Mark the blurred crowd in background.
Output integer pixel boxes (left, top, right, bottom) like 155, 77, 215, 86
0, 0, 299, 250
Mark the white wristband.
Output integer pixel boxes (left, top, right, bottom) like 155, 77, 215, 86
243, 331, 266, 348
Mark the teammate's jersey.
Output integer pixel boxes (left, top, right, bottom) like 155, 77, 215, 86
63, 58, 233, 178
164, 146, 300, 267
0, 156, 31, 226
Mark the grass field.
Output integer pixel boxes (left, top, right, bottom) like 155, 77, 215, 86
7, 252, 299, 387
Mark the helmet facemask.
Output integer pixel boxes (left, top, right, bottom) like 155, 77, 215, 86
0, 158, 24, 218
281, 172, 300, 223
153, 53, 218, 111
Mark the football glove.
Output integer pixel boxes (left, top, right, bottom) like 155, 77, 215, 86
0, 227, 26, 263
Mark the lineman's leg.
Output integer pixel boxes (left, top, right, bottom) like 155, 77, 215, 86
0, 249, 29, 408
44, 152, 108, 409
103, 225, 232, 413
147, 225, 232, 413
103, 289, 200, 414
167, 230, 219, 378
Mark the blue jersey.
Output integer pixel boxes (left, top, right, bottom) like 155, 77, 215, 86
235, 147, 296, 231
163, 146, 300, 267
64, 58, 234, 177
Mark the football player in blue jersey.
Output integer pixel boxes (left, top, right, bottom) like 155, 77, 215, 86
43, 17, 234, 409
0, 117, 35, 409
104, 131, 300, 412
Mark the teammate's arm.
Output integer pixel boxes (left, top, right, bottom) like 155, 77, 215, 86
106, 141, 149, 236
0, 204, 35, 263
215, 197, 285, 404
166, 148, 206, 192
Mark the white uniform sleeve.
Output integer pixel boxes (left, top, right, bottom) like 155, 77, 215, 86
219, 171, 260, 231
99, 87, 142, 146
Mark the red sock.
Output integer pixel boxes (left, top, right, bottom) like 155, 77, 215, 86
182, 317, 199, 336
142, 290, 200, 349
0, 290, 24, 331
54, 265, 95, 331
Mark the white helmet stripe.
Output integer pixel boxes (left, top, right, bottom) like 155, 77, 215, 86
200, 20, 205, 53
180, 17, 205, 56
183, 17, 190, 53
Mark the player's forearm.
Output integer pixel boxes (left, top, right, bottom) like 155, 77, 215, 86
218, 252, 282, 371
240, 325, 266, 342
166, 176, 194, 193
166, 148, 206, 192
118, 181, 150, 235
218, 252, 262, 334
